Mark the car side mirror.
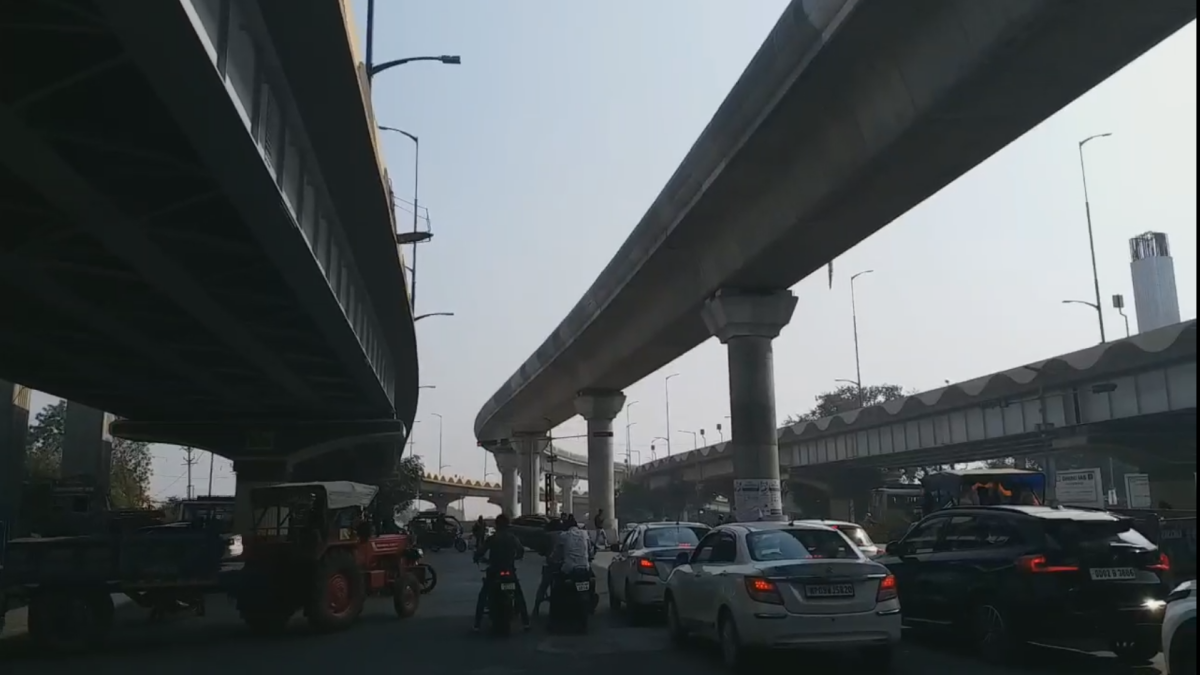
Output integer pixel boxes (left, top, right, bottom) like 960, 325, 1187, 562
609, 543, 621, 553
673, 551, 691, 566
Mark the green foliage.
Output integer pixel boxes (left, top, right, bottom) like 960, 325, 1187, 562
784, 383, 908, 425
379, 454, 424, 515
23, 399, 153, 508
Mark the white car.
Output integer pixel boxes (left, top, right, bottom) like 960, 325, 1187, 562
794, 519, 880, 557
664, 521, 901, 670
607, 522, 710, 617
1164, 580, 1195, 675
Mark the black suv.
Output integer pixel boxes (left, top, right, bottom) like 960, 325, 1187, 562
878, 505, 1171, 664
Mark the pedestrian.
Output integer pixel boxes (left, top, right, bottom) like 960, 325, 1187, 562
593, 508, 609, 548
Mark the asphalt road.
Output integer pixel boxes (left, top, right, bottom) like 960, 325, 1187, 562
0, 550, 1167, 675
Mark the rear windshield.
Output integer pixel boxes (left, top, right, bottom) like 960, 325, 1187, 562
1045, 519, 1156, 551
831, 524, 874, 547
644, 526, 708, 548
747, 529, 861, 562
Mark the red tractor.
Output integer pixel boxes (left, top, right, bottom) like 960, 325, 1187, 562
234, 481, 423, 634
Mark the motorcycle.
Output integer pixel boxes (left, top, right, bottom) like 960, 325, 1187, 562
403, 546, 438, 595
479, 561, 518, 636
547, 567, 592, 634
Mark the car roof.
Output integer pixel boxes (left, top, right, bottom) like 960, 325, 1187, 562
643, 521, 708, 529
935, 505, 1130, 521
717, 521, 837, 534
793, 519, 861, 528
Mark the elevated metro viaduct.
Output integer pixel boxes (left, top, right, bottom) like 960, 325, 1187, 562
0, 0, 418, 533
417, 472, 591, 519
474, 0, 1197, 531
624, 321, 1197, 520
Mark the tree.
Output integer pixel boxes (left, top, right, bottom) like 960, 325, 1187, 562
23, 400, 154, 508
378, 455, 424, 516
784, 383, 908, 425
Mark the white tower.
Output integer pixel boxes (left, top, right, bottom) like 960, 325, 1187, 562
1129, 232, 1181, 333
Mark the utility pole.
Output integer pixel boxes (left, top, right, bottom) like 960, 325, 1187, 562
207, 451, 216, 496
182, 447, 199, 500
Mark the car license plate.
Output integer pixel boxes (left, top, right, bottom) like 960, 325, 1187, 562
805, 583, 855, 598
574, 582, 591, 592
500, 583, 516, 591
1089, 567, 1136, 581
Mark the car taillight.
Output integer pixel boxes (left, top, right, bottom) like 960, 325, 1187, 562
499, 570, 513, 578
876, 574, 898, 603
1147, 552, 1170, 572
1016, 554, 1079, 574
636, 557, 658, 575
744, 577, 783, 605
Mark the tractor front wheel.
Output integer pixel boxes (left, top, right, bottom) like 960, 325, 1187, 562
393, 572, 421, 619
306, 549, 366, 632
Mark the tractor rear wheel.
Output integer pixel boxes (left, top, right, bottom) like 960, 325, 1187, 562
306, 549, 366, 632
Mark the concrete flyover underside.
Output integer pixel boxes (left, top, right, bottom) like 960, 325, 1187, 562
474, 0, 1197, 443
0, 0, 417, 473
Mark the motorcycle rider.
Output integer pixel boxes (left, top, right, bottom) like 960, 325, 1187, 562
532, 518, 565, 618
472, 513, 530, 632
548, 514, 596, 612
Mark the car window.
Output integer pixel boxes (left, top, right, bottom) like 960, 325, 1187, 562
1045, 519, 1156, 551
747, 528, 859, 561
691, 531, 723, 564
643, 526, 708, 549
623, 529, 640, 551
903, 517, 948, 553
832, 524, 874, 547
709, 533, 738, 563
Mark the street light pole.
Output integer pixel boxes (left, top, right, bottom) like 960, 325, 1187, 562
679, 430, 698, 450
850, 270, 874, 407
379, 126, 421, 311
624, 400, 638, 466
364, 0, 462, 82
431, 412, 443, 477
664, 374, 679, 456
1078, 133, 1112, 344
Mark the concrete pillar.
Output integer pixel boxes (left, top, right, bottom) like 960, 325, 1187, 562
575, 390, 625, 540
428, 495, 453, 513
62, 402, 113, 496
1, 381, 31, 538
556, 475, 578, 518
232, 460, 288, 537
493, 451, 519, 517
701, 289, 797, 522
514, 433, 546, 516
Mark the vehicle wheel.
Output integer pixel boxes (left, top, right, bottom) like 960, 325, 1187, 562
28, 589, 114, 654
306, 549, 366, 632
454, 538, 468, 553
665, 595, 688, 646
417, 563, 438, 594
393, 573, 421, 619
1110, 638, 1160, 664
718, 609, 747, 671
972, 603, 1019, 664
623, 581, 645, 623
607, 572, 621, 611
1169, 622, 1195, 675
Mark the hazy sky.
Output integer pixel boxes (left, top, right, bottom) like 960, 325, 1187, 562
28, 4, 1198, 514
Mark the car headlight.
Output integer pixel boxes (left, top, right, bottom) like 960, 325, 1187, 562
225, 534, 244, 559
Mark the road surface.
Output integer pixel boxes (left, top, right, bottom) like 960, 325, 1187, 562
0, 550, 1166, 675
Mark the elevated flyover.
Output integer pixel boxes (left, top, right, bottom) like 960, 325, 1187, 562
630, 321, 1196, 501
0, 0, 416, 479
474, 0, 1196, 520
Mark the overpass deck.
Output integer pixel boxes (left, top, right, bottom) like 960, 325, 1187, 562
632, 320, 1197, 482
0, 0, 417, 469
474, 0, 1196, 447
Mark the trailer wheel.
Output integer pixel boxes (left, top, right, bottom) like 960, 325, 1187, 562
28, 589, 114, 654
306, 549, 365, 632
393, 572, 421, 619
